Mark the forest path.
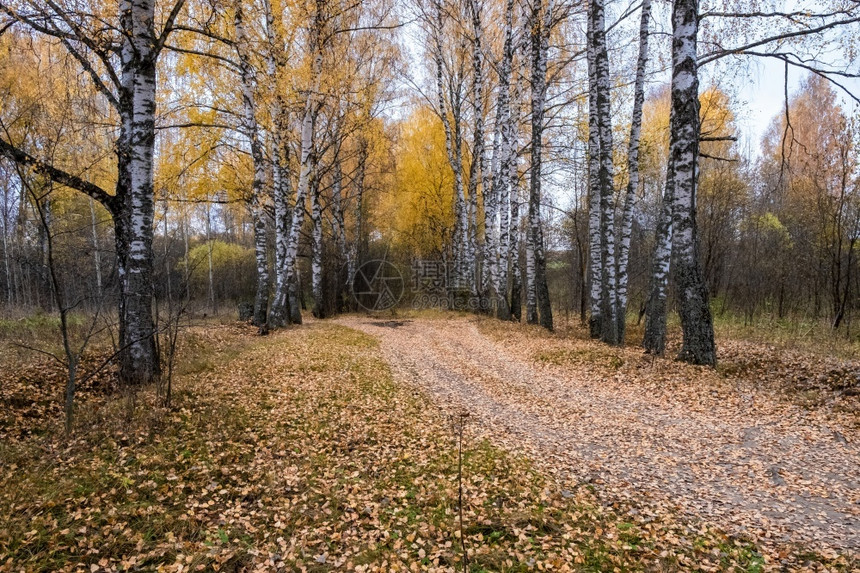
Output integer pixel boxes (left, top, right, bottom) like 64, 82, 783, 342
337, 316, 859, 555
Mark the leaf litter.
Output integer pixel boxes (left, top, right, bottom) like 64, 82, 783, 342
0, 318, 856, 572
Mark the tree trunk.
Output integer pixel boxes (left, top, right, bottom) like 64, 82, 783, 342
265, 0, 294, 329
616, 0, 652, 343
89, 198, 103, 296
591, 0, 619, 345
528, 0, 554, 331
1, 200, 11, 306
586, 10, 602, 339
433, 0, 469, 295
310, 166, 324, 318
348, 140, 367, 304
236, 1, 269, 329
285, 10, 324, 325
492, 0, 515, 320
510, 181, 522, 321
117, 0, 160, 384
525, 223, 537, 323
468, 0, 493, 312
330, 158, 349, 311
668, 0, 716, 366
643, 166, 674, 355
206, 201, 216, 314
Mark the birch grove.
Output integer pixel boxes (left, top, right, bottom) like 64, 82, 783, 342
0, 0, 857, 408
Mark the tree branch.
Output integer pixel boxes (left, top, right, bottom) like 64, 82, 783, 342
0, 137, 116, 211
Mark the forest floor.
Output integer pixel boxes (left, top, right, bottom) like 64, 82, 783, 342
0, 312, 857, 572
339, 315, 859, 562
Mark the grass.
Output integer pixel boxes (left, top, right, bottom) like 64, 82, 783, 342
0, 316, 855, 571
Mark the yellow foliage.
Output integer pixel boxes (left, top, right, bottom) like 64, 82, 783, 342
379, 106, 454, 258
185, 240, 254, 282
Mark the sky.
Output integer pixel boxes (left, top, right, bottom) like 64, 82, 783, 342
723, 58, 860, 159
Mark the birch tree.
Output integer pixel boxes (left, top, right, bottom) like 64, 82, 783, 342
615, 0, 652, 342
590, 0, 619, 345
508, 61, 524, 321
527, 0, 554, 330
310, 160, 324, 318
0, 0, 188, 384
491, 0, 516, 320
642, 161, 674, 355
586, 7, 602, 338
234, 0, 270, 331
430, 0, 470, 297
667, 0, 716, 365
266, 0, 296, 329
466, 0, 491, 309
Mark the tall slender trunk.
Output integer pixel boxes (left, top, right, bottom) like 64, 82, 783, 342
508, 60, 524, 322
89, 197, 103, 296
510, 179, 523, 321
182, 205, 190, 304
205, 200, 216, 314
433, 0, 468, 295
285, 36, 323, 325
1, 202, 10, 306
586, 10, 602, 338
525, 222, 537, 323
592, 0, 618, 345
162, 199, 172, 303
528, 0, 554, 331
643, 166, 674, 354
348, 140, 367, 296
331, 159, 348, 309
265, 0, 294, 328
492, 0, 515, 320
468, 0, 492, 310
310, 165, 324, 318
669, 0, 715, 365
236, 1, 269, 329
616, 0, 652, 342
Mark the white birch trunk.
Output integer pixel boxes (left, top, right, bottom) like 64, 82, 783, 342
525, 222, 537, 323
88, 197, 103, 296
643, 171, 674, 355
668, 0, 716, 365
586, 9, 602, 338
508, 58, 525, 321
117, 0, 160, 383
265, 0, 294, 328
330, 158, 349, 309
492, 0, 516, 320
527, 0, 554, 330
467, 0, 491, 308
591, 0, 619, 344
285, 46, 323, 325
616, 0, 652, 341
206, 200, 216, 314
235, 1, 269, 330
509, 178, 522, 321
310, 167, 324, 318
348, 140, 367, 294
2, 202, 11, 305
432, 0, 468, 295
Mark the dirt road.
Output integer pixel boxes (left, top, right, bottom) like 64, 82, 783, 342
338, 316, 859, 554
